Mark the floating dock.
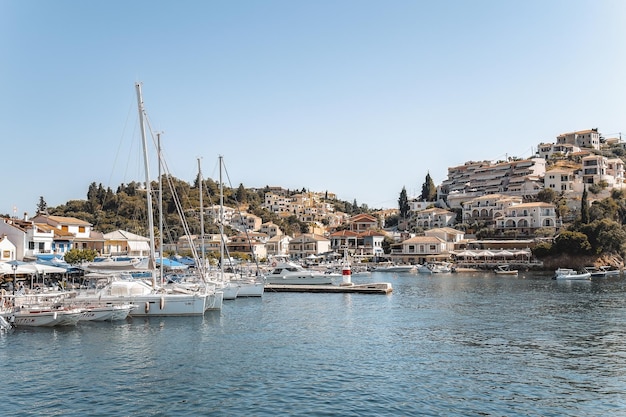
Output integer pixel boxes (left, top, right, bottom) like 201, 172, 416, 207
264, 282, 393, 294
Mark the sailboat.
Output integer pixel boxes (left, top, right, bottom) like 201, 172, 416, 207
198, 157, 240, 300
215, 155, 264, 297
73, 83, 221, 316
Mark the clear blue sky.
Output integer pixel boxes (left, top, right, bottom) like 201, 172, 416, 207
2, 0, 625, 216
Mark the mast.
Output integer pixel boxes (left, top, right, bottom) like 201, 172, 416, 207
158, 132, 164, 286
219, 155, 225, 281
198, 157, 206, 275
135, 82, 157, 289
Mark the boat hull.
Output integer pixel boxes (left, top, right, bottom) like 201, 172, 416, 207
13, 308, 83, 327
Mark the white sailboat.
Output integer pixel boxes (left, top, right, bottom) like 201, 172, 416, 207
73, 83, 220, 316
198, 157, 240, 300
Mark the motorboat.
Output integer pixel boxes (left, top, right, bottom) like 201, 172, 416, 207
373, 262, 416, 273
553, 268, 591, 280
494, 264, 518, 275
78, 303, 136, 321
417, 262, 452, 274
586, 265, 621, 278
12, 305, 83, 327
265, 262, 334, 285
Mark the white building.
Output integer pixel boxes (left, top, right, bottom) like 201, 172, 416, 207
495, 202, 558, 234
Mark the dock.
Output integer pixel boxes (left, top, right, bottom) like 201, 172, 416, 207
264, 282, 393, 294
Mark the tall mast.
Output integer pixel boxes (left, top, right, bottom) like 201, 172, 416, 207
219, 155, 225, 281
158, 132, 164, 285
198, 157, 206, 274
135, 82, 157, 288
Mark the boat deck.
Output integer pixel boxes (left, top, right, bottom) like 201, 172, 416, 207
264, 282, 393, 294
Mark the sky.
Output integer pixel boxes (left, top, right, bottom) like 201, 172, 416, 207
2, 0, 626, 216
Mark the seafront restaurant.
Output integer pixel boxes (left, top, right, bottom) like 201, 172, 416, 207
452, 239, 539, 269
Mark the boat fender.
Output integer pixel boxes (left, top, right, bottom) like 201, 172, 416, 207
145, 302, 150, 314
160, 296, 165, 310
53, 312, 57, 320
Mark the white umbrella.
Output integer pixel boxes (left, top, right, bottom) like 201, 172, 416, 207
0, 261, 37, 275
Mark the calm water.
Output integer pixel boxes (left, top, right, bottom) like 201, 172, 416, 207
2, 271, 626, 416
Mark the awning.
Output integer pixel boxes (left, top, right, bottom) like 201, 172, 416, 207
127, 240, 150, 252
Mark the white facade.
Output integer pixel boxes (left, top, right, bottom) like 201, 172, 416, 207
0, 235, 17, 261
495, 202, 558, 231
556, 129, 601, 150
414, 208, 456, 229
0, 218, 54, 260
544, 168, 583, 193
462, 194, 523, 224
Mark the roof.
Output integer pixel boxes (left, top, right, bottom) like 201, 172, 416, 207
329, 230, 359, 237
35, 215, 92, 226
426, 227, 464, 235
103, 230, 149, 241
349, 213, 378, 223
402, 236, 445, 244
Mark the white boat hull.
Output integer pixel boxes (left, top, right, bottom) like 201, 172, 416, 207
13, 308, 83, 327
79, 304, 135, 321
265, 275, 333, 285
232, 280, 264, 297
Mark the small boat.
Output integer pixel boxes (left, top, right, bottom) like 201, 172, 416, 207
12, 306, 84, 327
494, 264, 518, 275
585, 266, 605, 278
78, 303, 135, 321
373, 262, 416, 273
599, 265, 621, 277
0, 315, 14, 332
553, 268, 591, 280
417, 262, 452, 274
265, 262, 334, 285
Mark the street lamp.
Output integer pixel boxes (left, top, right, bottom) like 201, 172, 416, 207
11, 263, 17, 300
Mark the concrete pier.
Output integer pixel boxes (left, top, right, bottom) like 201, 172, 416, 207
264, 282, 392, 294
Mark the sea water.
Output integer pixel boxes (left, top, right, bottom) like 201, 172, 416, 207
1, 271, 626, 416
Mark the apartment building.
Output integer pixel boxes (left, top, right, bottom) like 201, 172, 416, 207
581, 154, 625, 187
31, 214, 104, 254
537, 142, 581, 160
544, 168, 583, 193
413, 207, 456, 229
439, 157, 546, 208
494, 202, 558, 235
556, 128, 601, 150
288, 234, 331, 259
462, 194, 523, 225
231, 212, 262, 232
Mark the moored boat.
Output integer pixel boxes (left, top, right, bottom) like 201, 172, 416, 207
12, 306, 83, 327
78, 303, 136, 321
374, 262, 416, 273
265, 262, 334, 285
553, 268, 591, 280
417, 262, 452, 274
494, 264, 518, 275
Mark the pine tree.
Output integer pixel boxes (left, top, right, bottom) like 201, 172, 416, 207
36, 196, 47, 214
581, 185, 589, 224
398, 187, 410, 219
420, 172, 437, 201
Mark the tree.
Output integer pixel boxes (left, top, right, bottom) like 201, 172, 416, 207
64, 248, 98, 265
236, 183, 247, 204
398, 187, 410, 219
420, 172, 437, 201
36, 196, 47, 214
536, 188, 557, 204
553, 230, 591, 255
581, 186, 589, 224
